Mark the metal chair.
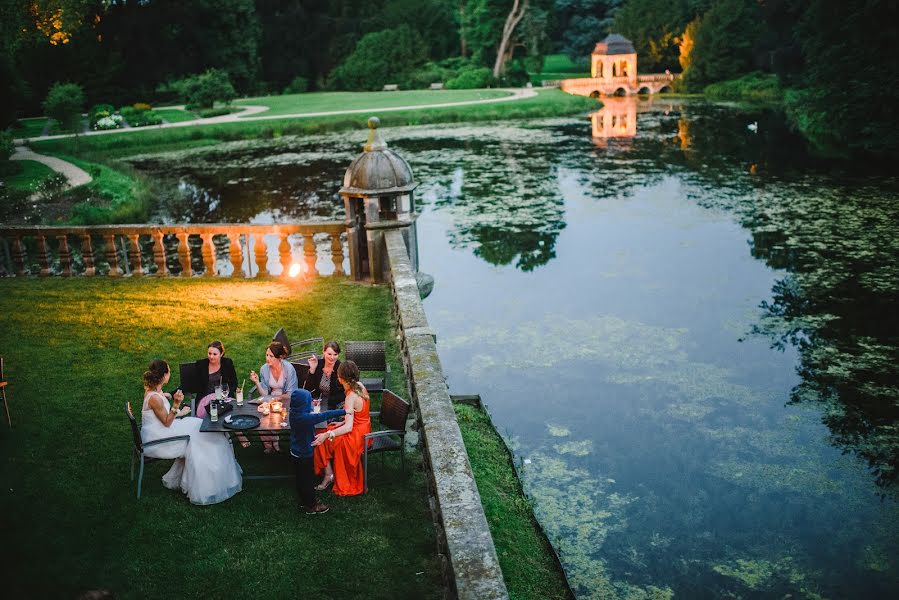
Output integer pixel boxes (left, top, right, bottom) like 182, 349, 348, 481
345, 341, 390, 393
0, 357, 9, 427
363, 389, 410, 493
126, 401, 190, 499
272, 328, 323, 360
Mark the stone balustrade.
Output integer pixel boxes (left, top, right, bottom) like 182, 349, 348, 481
0, 222, 349, 278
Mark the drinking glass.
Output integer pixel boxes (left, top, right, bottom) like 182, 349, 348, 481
214, 385, 223, 402
235, 387, 244, 406
222, 383, 230, 400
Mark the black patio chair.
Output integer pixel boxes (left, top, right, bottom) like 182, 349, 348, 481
126, 401, 190, 499
363, 389, 410, 493
178, 362, 204, 414
345, 341, 390, 394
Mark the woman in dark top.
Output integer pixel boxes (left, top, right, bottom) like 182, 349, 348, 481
303, 341, 345, 411
194, 341, 238, 415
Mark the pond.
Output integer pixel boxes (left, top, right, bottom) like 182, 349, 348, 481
128, 97, 899, 599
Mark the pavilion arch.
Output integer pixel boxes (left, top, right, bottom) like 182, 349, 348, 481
637, 87, 651, 95
613, 87, 627, 97
590, 90, 601, 98
659, 85, 673, 93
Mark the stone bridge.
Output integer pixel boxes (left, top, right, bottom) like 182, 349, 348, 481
561, 73, 677, 97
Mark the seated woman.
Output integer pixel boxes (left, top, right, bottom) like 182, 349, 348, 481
302, 341, 345, 412
141, 359, 242, 505
311, 360, 371, 496
250, 341, 298, 453
194, 340, 238, 419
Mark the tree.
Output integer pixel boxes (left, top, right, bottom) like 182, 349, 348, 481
552, 0, 622, 63
614, 0, 710, 72
493, 0, 529, 76
680, 0, 762, 90
329, 26, 428, 90
42, 82, 85, 131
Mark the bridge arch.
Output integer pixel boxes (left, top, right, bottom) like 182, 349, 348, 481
613, 87, 627, 97
637, 86, 651, 95
590, 90, 600, 98
659, 85, 672, 93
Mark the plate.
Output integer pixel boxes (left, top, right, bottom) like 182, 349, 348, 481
222, 414, 261, 430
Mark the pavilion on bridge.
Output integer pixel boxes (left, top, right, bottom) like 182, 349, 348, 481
561, 34, 676, 98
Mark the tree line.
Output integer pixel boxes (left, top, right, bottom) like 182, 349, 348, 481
2, 0, 896, 156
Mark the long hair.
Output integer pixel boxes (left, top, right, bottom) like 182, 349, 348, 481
337, 360, 364, 396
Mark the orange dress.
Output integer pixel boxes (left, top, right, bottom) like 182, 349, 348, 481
314, 388, 371, 496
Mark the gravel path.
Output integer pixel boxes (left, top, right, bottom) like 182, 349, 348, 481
10, 146, 92, 187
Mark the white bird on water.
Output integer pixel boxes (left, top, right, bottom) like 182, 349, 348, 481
747, 121, 758, 133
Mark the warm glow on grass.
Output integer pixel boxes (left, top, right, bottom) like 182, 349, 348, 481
288, 263, 302, 278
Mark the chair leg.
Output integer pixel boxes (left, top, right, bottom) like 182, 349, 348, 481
363, 449, 369, 494
1, 389, 9, 427
130, 449, 136, 481
137, 459, 145, 499
400, 445, 405, 473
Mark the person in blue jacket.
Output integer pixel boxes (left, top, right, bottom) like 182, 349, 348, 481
289, 388, 345, 514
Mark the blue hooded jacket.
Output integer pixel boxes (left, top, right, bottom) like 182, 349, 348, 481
289, 389, 345, 458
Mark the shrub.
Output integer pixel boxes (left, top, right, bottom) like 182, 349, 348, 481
36, 173, 68, 201
132, 102, 152, 112
703, 72, 782, 102
408, 62, 449, 89
445, 67, 495, 90
89, 103, 115, 126
500, 60, 529, 87
0, 131, 13, 161
42, 82, 85, 131
329, 25, 428, 91
119, 106, 163, 127
94, 115, 124, 130
159, 69, 236, 109
283, 76, 309, 94
197, 107, 232, 118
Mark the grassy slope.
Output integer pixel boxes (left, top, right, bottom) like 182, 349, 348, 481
455, 403, 572, 600
533, 53, 590, 83
237, 89, 513, 117
0, 277, 441, 600
0, 159, 54, 191
12, 117, 49, 139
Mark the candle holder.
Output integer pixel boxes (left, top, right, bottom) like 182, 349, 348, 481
270, 400, 283, 414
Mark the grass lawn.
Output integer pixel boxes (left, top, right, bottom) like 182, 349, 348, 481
455, 403, 572, 599
13, 117, 50, 139
236, 89, 513, 117
0, 277, 442, 600
155, 108, 200, 123
0, 159, 54, 191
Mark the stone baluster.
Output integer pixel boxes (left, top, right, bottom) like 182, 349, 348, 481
152, 231, 166, 275
303, 233, 317, 277
176, 232, 191, 276
127, 234, 143, 276
104, 234, 120, 276
12, 236, 27, 276
253, 233, 267, 277
279, 234, 291, 276
229, 233, 244, 277
81, 234, 96, 276
330, 233, 344, 276
57, 234, 72, 276
37, 235, 51, 276
200, 233, 215, 276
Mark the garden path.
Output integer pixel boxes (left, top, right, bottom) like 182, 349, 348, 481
14, 87, 538, 143
10, 146, 92, 188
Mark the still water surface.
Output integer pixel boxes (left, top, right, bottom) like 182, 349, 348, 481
130, 98, 899, 599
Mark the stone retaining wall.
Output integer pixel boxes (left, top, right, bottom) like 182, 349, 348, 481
384, 229, 509, 600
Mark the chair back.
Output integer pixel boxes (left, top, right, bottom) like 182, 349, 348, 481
126, 401, 144, 453
379, 390, 410, 431
288, 337, 324, 359
346, 341, 387, 371
179, 362, 203, 394
272, 328, 291, 352
0, 356, 5, 381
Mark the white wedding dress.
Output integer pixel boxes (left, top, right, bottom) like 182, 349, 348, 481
141, 391, 242, 505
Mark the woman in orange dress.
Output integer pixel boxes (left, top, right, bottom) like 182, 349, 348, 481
311, 360, 371, 496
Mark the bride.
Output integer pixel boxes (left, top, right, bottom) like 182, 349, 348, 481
141, 359, 242, 505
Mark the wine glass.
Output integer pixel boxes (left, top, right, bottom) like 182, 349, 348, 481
221, 382, 230, 400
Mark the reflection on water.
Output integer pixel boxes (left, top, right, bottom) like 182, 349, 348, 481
126, 101, 899, 598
